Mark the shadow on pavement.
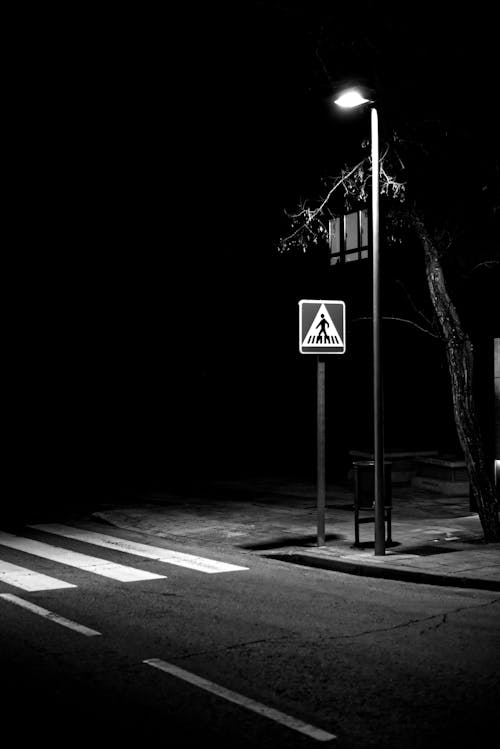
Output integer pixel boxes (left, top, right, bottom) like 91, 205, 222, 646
238, 533, 343, 550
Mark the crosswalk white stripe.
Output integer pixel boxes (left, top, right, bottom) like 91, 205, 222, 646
0, 594, 101, 636
144, 659, 336, 742
30, 524, 249, 574
0, 559, 76, 591
0, 531, 166, 583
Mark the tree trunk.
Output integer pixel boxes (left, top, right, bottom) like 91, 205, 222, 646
412, 213, 500, 541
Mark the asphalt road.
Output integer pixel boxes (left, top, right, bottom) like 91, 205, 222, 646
1, 519, 499, 748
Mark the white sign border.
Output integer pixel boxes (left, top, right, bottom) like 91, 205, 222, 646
299, 299, 346, 355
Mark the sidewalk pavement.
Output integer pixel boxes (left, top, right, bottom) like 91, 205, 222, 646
93, 477, 500, 592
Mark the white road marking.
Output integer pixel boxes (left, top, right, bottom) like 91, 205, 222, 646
144, 658, 336, 742
0, 531, 165, 583
30, 524, 249, 574
0, 593, 101, 636
0, 559, 76, 591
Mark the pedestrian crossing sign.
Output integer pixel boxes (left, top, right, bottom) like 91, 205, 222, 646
299, 300, 346, 354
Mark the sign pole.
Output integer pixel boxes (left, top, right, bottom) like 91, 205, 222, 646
317, 355, 326, 546
298, 300, 344, 547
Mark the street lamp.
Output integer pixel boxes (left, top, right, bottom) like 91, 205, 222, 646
334, 87, 386, 556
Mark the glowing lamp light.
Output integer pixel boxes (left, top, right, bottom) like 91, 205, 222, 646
334, 90, 370, 108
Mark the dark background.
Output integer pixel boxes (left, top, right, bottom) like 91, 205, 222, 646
10, 2, 499, 504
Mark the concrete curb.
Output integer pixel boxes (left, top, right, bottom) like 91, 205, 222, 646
267, 552, 500, 591
89, 506, 500, 593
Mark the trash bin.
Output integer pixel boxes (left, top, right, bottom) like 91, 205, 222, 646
352, 460, 392, 546
353, 460, 392, 509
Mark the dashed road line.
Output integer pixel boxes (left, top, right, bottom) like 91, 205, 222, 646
0, 593, 101, 636
144, 658, 336, 742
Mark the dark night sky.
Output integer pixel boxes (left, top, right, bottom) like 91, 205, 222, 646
12, 2, 499, 500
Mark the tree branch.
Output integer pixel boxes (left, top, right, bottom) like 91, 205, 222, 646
353, 315, 445, 340
285, 156, 368, 222
468, 260, 499, 275
279, 144, 406, 253
394, 279, 440, 336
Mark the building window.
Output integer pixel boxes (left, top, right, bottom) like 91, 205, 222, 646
329, 209, 369, 265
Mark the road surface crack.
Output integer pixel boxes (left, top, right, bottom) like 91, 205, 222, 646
323, 598, 499, 640
176, 634, 295, 661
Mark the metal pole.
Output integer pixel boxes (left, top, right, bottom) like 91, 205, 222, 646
371, 105, 385, 556
317, 356, 326, 546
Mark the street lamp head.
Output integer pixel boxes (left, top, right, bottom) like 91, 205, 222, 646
334, 89, 371, 109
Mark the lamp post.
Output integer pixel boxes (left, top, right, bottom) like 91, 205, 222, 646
335, 88, 385, 555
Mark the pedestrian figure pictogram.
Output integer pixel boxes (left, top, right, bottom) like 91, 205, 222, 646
299, 300, 345, 354
306, 309, 341, 346
308, 313, 342, 345
316, 315, 329, 344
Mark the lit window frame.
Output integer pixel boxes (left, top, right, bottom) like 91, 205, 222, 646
329, 208, 369, 265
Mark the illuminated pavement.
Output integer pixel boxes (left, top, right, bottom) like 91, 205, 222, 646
92, 478, 500, 591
